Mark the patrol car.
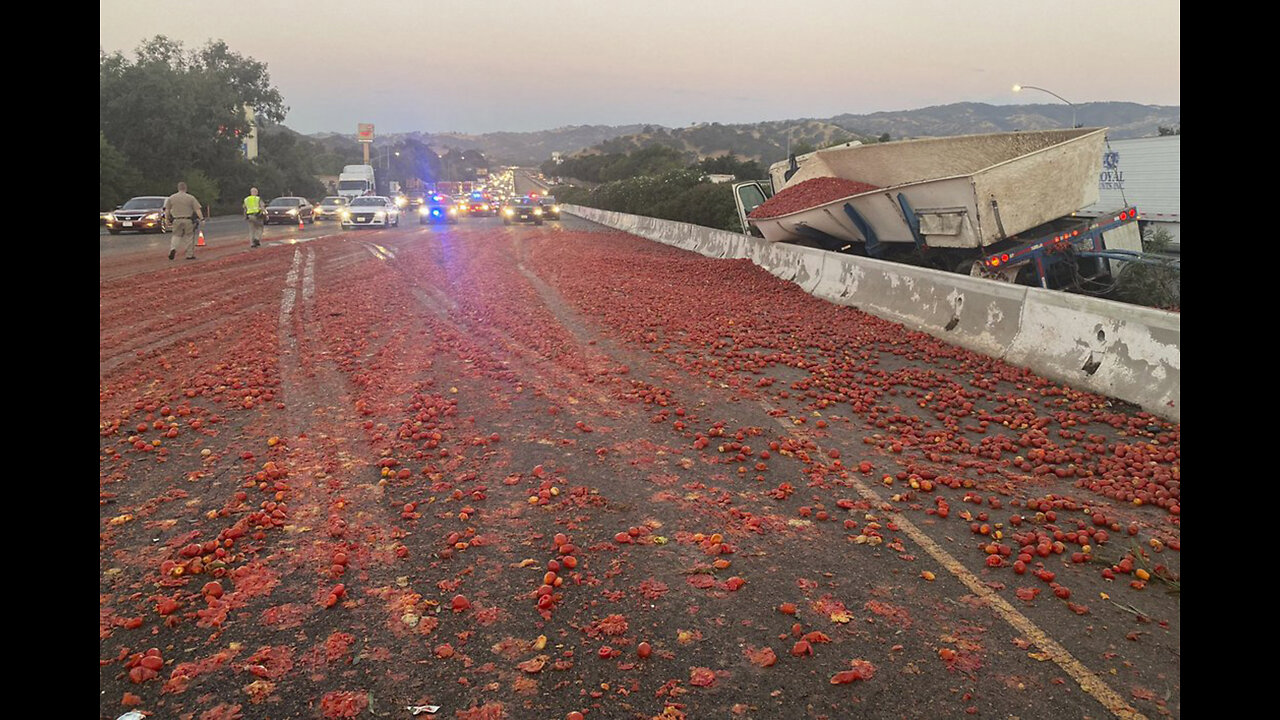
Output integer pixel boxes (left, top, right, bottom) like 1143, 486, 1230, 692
341, 195, 401, 229
419, 194, 459, 225
501, 196, 544, 226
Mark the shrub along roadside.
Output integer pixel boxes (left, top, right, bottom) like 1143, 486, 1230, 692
1109, 227, 1180, 310
554, 170, 741, 233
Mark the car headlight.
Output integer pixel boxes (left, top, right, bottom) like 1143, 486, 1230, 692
374, 212, 384, 219
144, 212, 160, 220
106, 213, 116, 222
551, 206, 560, 213
448, 208, 457, 215
396, 197, 406, 207
503, 208, 514, 216
287, 209, 298, 216
419, 207, 428, 215
534, 208, 543, 216
341, 211, 350, 219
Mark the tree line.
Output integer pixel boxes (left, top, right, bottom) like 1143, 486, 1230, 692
543, 146, 768, 233
100, 36, 490, 214
100, 36, 303, 213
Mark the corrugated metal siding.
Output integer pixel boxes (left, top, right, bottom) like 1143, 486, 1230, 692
1081, 135, 1180, 218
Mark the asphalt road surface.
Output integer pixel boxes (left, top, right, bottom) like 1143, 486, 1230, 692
100, 213, 1180, 719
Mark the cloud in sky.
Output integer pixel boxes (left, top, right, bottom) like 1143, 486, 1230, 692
100, 0, 1179, 135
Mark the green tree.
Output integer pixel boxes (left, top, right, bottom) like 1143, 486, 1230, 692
256, 131, 325, 200
697, 155, 763, 179
181, 169, 220, 211
100, 36, 289, 197
196, 40, 288, 125
100, 132, 140, 210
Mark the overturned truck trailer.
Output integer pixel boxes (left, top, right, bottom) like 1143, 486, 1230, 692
737, 129, 1123, 271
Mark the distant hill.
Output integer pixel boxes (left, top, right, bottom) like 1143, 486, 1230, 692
828, 102, 1179, 140
302, 102, 1178, 166
305, 125, 652, 167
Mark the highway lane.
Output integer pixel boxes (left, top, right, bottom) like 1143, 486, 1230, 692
102, 215, 375, 280
99, 214, 1179, 719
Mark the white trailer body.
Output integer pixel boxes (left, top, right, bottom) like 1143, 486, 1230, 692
747, 129, 1107, 251
1077, 135, 1179, 252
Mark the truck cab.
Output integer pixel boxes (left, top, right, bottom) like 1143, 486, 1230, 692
337, 165, 377, 201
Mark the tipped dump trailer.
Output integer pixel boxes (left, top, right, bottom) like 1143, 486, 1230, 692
733, 128, 1166, 289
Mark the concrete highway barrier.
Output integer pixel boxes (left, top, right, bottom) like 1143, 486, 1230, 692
564, 205, 1180, 422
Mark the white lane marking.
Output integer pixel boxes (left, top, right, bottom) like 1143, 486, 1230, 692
302, 247, 316, 304
280, 248, 301, 326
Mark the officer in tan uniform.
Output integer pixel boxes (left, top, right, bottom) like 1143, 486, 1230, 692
164, 181, 204, 261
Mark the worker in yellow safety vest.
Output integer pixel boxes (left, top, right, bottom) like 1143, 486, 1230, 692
243, 187, 265, 248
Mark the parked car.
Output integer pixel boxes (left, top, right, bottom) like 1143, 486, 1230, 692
314, 196, 349, 221
103, 196, 171, 235
539, 195, 562, 221
341, 195, 401, 229
264, 196, 315, 225
501, 196, 544, 226
419, 194, 459, 224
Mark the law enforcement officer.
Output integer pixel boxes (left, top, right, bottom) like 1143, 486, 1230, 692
164, 182, 204, 261
243, 187, 265, 248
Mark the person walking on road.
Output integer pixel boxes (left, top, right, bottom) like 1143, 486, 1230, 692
164, 181, 204, 261
244, 187, 265, 248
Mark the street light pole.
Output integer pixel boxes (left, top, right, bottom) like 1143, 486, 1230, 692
382, 147, 400, 194
1013, 85, 1076, 129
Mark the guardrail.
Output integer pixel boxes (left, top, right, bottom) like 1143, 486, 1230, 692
563, 205, 1180, 422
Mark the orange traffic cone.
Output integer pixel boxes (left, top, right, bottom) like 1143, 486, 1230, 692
298, 216, 304, 230
197, 228, 206, 247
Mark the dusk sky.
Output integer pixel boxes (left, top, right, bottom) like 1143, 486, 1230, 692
100, 0, 1180, 136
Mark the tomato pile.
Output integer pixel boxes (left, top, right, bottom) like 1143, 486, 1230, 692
748, 176, 881, 220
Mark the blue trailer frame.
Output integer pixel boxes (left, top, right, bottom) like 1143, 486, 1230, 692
978, 207, 1147, 289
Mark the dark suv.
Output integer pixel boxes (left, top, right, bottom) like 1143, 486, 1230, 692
539, 195, 561, 221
